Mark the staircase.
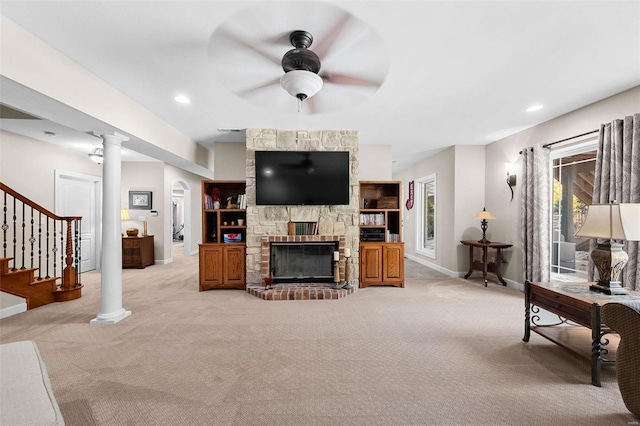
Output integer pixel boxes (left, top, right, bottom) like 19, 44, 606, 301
0, 182, 83, 312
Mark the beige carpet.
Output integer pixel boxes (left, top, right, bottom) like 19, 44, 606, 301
0, 247, 635, 425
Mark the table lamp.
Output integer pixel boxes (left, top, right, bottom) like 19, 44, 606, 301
575, 203, 640, 295
475, 207, 496, 244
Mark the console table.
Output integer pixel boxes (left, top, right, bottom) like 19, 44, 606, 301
460, 240, 512, 286
523, 281, 640, 386
122, 235, 154, 268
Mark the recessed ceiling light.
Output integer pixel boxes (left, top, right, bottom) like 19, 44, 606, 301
174, 95, 190, 104
526, 104, 543, 112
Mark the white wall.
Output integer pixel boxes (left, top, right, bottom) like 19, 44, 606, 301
485, 85, 640, 283
164, 163, 203, 256
213, 142, 246, 180
359, 145, 393, 181
1, 130, 102, 205
453, 145, 487, 272
395, 146, 458, 272
121, 163, 165, 261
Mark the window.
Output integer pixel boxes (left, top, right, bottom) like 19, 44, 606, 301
550, 137, 598, 281
416, 174, 436, 258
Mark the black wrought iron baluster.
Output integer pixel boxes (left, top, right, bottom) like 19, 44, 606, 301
2, 191, 7, 259
75, 221, 81, 285
12, 196, 17, 270
29, 206, 35, 269
20, 201, 26, 269
37, 212, 42, 280
60, 219, 64, 282
45, 217, 51, 278
52, 219, 57, 278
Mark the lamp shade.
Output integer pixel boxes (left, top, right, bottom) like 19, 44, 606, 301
475, 208, 496, 220
121, 209, 131, 221
280, 70, 323, 100
575, 203, 640, 241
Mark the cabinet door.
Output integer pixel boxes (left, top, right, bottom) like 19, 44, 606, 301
383, 244, 404, 284
360, 244, 383, 285
223, 245, 246, 288
199, 245, 223, 289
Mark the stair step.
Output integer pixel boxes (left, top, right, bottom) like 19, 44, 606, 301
0, 257, 13, 275
0, 291, 27, 319
0, 272, 59, 310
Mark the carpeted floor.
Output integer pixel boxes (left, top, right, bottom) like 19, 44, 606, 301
0, 246, 635, 425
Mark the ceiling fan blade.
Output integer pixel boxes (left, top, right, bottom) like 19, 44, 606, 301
312, 11, 352, 59
209, 27, 281, 67
320, 72, 383, 88
304, 96, 318, 114
236, 77, 281, 96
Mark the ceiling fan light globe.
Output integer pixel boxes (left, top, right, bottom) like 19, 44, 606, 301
280, 70, 323, 100
88, 147, 104, 164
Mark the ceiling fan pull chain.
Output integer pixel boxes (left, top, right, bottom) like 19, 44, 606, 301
298, 97, 303, 112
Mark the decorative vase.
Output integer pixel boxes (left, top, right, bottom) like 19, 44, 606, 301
213, 201, 220, 209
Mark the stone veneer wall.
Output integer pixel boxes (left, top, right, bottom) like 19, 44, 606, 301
245, 128, 360, 286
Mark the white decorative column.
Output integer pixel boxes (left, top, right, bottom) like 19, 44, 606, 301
91, 132, 132, 325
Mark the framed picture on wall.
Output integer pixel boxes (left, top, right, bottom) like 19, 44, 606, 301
129, 191, 152, 210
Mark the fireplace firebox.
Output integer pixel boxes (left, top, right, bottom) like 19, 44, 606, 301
270, 242, 337, 283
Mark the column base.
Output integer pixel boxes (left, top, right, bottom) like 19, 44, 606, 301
90, 309, 131, 325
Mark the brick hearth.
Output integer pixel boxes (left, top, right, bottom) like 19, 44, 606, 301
247, 283, 357, 301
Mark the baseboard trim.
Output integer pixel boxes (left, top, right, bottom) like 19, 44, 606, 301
404, 254, 524, 292
404, 254, 459, 278
0, 292, 27, 319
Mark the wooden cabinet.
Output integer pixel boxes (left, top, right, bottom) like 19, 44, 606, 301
358, 181, 404, 288
122, 235, 154, 268
199, 180, 246, 291
199, 244, 246, 290
359, 243, 404, 288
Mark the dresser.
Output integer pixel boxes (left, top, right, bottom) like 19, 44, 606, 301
122, 235, 154, 268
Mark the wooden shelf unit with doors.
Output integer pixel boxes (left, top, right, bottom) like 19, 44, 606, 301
199, 180, 246, 291
359, 181, 404, 288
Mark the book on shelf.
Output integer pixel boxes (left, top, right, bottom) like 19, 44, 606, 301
360, 213, 385, 225
204, 194, 213, 209
288, 221, 318, 235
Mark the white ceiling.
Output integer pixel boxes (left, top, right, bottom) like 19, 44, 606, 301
1, 1, 639, 174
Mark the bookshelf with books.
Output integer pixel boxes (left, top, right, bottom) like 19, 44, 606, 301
199, 180, 246, 290
359, 181, 404, 288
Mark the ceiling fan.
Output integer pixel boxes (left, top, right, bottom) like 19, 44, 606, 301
208, 4, 388, 114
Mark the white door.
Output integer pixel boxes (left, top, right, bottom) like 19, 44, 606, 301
55, 171, 101, 272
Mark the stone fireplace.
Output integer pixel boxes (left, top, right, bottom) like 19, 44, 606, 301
245, 129, 359, 287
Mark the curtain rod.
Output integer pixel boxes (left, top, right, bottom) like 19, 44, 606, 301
519, 129, 599, 154
542, 129, 599, 148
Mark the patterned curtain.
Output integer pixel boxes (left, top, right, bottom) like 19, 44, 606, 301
590, 113, 640, 290
521, 144, 551, 282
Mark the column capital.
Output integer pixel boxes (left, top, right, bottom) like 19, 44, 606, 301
92, 131, 130, 143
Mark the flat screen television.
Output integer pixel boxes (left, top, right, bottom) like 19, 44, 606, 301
255, 151, 350, 205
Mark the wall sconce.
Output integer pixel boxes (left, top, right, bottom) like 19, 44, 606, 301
505, 162, 516, 202
88, 147, 104, 164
